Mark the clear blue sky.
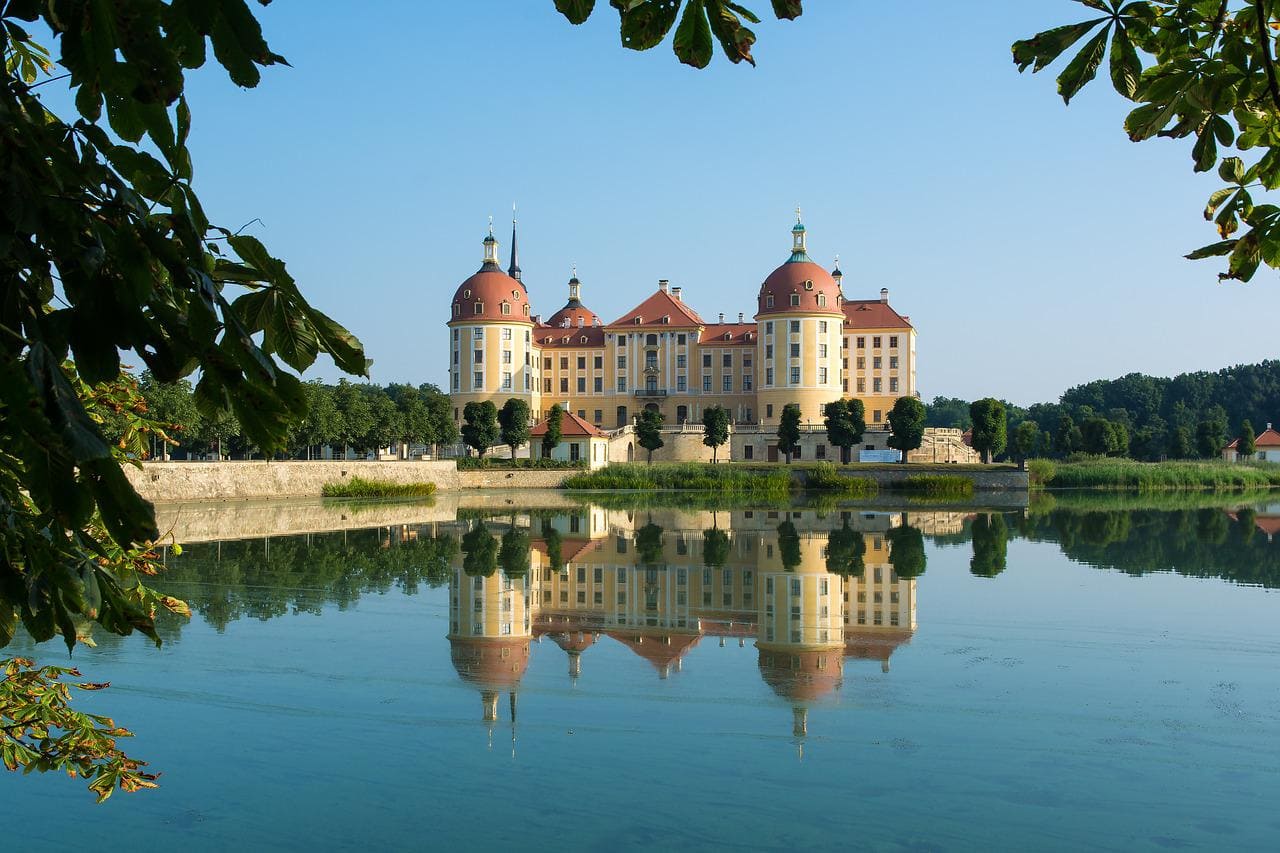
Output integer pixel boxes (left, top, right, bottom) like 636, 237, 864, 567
156, 1, 1280, 405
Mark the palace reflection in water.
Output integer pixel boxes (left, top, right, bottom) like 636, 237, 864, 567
445, 507, 962, 741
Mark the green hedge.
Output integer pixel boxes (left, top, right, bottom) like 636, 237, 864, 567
321, 477, 437, 498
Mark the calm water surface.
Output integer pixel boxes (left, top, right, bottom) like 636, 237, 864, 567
6, 496, 1280, 851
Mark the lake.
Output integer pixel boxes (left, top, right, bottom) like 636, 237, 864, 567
5, 493, 1280, 851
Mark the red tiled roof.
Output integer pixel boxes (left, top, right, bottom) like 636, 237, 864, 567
757, 260, 844, 319
607, 631, 701, 673
536, 326, 606, 348
842, 299, 913, 330
530, 410, 604, 438
697, 323, 757, 346
449, 270, 534, 325
1226, 427, 1280, 450
545, 301, 601, 330
607, 288, 704, 328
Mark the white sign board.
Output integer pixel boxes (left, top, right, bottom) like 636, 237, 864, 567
859, 449, 902, 463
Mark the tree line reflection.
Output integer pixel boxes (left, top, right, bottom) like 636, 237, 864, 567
132, 501, 1280, 740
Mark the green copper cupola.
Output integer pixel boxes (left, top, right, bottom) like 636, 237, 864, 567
789, 206, 811, 263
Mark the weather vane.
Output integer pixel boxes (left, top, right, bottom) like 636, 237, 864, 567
795, 205, 802, 223
488, 215, 494, 236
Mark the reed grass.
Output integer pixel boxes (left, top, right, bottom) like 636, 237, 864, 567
321, 477, 437, 498
1046, 458, 1280, 492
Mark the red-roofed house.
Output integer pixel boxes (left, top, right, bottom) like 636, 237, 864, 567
531, 410, 609, 469
1223, 422, 1280, 462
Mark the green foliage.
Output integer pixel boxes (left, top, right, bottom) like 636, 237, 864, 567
887, 397, 926, 459
1197, 414, 1228, 458
1239, 418, 1257, 458
637, 522, 666, 565
801, 463, 877, 496
1049, 457, 1280, 491
499, 524, 531, 577
1027, 458, 1058, 487
823, 398, 865, 463
319, 477, 437, 499
1014, 420, 1040, 467
0, 657, 157, 802
970, 514, 1009, 578
702, 527, 730, 567
636, 408, 665, 462
825, 522, 865, 576
555, 0, 804, 68
776, 520, 801, 570
1014, 2, 1280, 282
969, 399, 1007, 463
887, 523, 927, 579
923, 396, 972, 430
541, 404, 564, 456
701, 405, 730, 462
461, 523, 498, 577
888, 475, 976, 499
563, 462, 792, 497
498, 398, 532, 457
777, 403, 802, 463
462, 401, 500, 457
1168, 424, 1194, 459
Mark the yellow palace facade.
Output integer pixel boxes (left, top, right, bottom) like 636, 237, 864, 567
447, 214, 917, 429
443, 506, 957, 737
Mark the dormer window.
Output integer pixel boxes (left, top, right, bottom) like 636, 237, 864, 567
501, 302, 511, 316
766, 295, 775, 308
452, 304, 460, 317
662, 315, 670, 324
580, 336, 588, 344
817, 294, 827, 307
723, 333, 731, 341
790, 293, 800, 307
634, 317, 642, 325
474, 302, 483, 314
523, 304, 530, 316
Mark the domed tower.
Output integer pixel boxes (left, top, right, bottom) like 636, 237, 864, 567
447, 221, 539, 426
755, 518, 845, 744
544, 270, 602, 330
754, 211, 845, 426
448, 560, 533, 723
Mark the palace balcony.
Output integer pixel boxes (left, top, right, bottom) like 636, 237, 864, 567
634, 389, 669, 399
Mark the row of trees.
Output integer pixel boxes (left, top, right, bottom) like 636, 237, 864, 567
927, 360, 1280, 462
461, 400, 563, 459
125, 375, 458, 460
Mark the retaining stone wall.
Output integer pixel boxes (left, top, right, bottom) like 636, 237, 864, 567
124, 460, 460, 503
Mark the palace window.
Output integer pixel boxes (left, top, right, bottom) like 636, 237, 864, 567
594, 377, 603, 392
819, 321, 828, 334
646, 351, 658, 369
544, 379, 552, 393
819, 367, 828, 384
677, 376, 687, 392
618, 356, 627, 369
873, 357, 882, 369
544, 357, 552, 369
817, 294, 826, 307
617, 378, 627, 392
502, 350, 512, 364
873, 378, 882, 393
873, 336, 882, 348
790, 293, 800, 306
646, 334, 658, 346
744, 354, 752, 367
677, 354, 687, 368
594, 356, 603, 369
452, 304, 460, 317
790, 320, 800, 333
723, 375, 732, 392
856, 336, 865, 349
560, 379, 569, 393
473, 349, 483, 364
702, 353, 712, 368
790, 343, 800, 358
743, 375, 752, 391
473, 372, 483, 388
766, 344, 773, 359
857, 378, 866, 393
890, 336, 899, 348
766, 368, 774, 386
474, 302, 483, 315
501, 303, 511, 316
818, 344, 827, 358
578, 356, 586, 370
677, 333, 686, 345
703, 375, 712, 392
560, 357, 569, 370
765, 322, 774, 335
857, 357, 865, 370
890, 378, 899, 393
890, 356, 899, 369
723, 353, 732, 368
578, 378, 586, 393
790, 367, 800, 384
502, 372, 512, 391
766, 295, 774, 308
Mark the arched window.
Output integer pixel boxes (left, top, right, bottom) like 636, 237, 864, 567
474, 302, 483, 314
817, 293, 826, 307
501, 302, 511, 316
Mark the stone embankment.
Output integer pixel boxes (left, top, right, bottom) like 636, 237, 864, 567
124, 460, 577, 503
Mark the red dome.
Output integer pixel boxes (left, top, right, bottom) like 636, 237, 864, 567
449, 637, 532, 690
450, 269, 533, 324
756, 260, 844, 318
757, 647, 843, 702
545, 302, 600, 329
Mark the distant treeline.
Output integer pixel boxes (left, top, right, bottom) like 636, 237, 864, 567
120, 373, 458, 459
926, 360, 1280, 461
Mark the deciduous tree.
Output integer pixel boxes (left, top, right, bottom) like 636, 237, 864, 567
887, 397, 926, 463
462, 401, 500, 458
777, 404, 802, 464
823, 399, 865, 464
637, 408, 665, 463
702, 405, 730, 463
498, 398, 532, 460
541, 404, 564, 458
969, 399, 1007, 464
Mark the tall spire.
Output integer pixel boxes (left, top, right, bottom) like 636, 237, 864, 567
507, 203, 521, 281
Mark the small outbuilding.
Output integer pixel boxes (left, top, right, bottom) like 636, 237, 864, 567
531, 411, 610, 469
1223, 422, 1280, 462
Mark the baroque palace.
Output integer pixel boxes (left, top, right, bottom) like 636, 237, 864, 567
448, 213, 916, 431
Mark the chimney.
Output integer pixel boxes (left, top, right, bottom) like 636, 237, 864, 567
719, 312, 725, 324
738, 312, 744, 323
658, 279, 669, 292
672, 286, 682, 301
880, 287, 889, 304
